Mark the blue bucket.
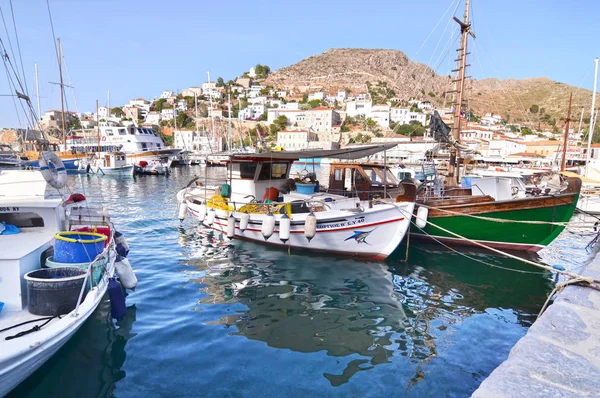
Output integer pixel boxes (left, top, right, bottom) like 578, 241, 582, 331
54, 232, 107, 263
296, 183, 316, 194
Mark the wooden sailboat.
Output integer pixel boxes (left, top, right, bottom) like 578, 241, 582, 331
410, 0, 581, 252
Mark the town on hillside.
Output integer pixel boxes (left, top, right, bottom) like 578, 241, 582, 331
22, 64, 594, 168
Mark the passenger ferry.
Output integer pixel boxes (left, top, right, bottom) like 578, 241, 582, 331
64, 126, 180, 165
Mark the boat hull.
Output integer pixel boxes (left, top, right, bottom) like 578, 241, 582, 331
88, 165, 134, 176
411, 193, 579, 252
187, 202, 414, 260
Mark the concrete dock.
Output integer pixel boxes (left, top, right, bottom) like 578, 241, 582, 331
473, 245, 600, 397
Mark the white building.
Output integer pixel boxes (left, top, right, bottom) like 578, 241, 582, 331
417, 101, 433, 111
161, 108, 175, 120
202, 82, 217, 91
277, 130, 319, 150
160, 90, 175, 99
176, 100, 188, 112
209, 108, 223, 118
460, 128, 493, 141
248, 85, 265, 98
345, 100, 373, 118
267, 109, 307, 126
280, 102, 300, 110
488, 139, 526, 158
305, 107, 341, 133
98, 106, 110, 119
204, 88, 223, 100
146, 112, 161, 125
371, 105, 390, 128
337, 90, 347, 101
240, 104, 266, 120
248, 67, 256, 78
248, 96, 267, 105
308, 92, 325, 101
390, 108, 427, 126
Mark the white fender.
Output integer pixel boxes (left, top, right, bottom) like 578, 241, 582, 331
416, 206, 428, 229
115, 257, 138, 290
227, 214, 236, 238
206, 208, 215, 226
178, 201, 188, 221
240, 212, 250, 232
38, 152, 67, 189
197, 202, 206, 221
305, 211, 317, 242
114, 231, 130, 254
261, 212, 275, 240
279, 214, 291, 243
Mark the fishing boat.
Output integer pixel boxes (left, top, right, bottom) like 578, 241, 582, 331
407, 0, 582, 252
0, 143, 31, 167
81, 151, 134, 176
0, 161, 135, 396
176, 145, 417, 260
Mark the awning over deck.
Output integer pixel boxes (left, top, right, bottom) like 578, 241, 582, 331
216, 144, 398, 162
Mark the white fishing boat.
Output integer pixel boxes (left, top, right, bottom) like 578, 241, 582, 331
177, 145, 417, 260
0, 158, 135, 396
80, 151, 134, 176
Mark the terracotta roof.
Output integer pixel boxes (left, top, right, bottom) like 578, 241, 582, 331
523, 140, 563, 146
507, 152, 546, 157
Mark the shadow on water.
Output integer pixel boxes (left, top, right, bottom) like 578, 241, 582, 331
7, 302, 138, 398
181, 225, 554, 394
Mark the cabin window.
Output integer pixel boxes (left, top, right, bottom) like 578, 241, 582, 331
333, 169, 343, 181
142, 143, 147, 150
106, 129, 114, 136
258, 162, 288, 180
0, 212, 44, 228
239, 162, 258, 178
118, 129, 127, 136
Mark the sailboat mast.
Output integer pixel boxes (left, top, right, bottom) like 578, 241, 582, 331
561, 93, 572, 172
57, 38, 67, 148
228, 89, 232, 150
34, 63, 41, 123
586, 58, 599, 177
207, 71, 216, 151
96, 99, 100, 152
450, 0, 473, 183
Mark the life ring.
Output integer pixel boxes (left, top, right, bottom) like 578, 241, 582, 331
38, 151, 67, 189
101, 136, 107, 141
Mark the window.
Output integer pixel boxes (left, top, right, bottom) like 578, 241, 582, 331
239, 162, 258, 178
118, 129, 127, 136
106, 129, 114, 136
258, 162, 288, 180
0, 212, 44, 228
334, 169, 343, 181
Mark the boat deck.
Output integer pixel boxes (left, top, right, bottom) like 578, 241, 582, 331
0, 308, 62, 340
0, 228, 54, 260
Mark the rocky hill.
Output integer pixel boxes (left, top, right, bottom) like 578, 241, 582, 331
266, 48, 592, 128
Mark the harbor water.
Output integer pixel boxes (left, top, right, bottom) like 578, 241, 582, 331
7, 166, 592, 397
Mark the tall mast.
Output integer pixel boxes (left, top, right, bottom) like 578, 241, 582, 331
34, 63, 41, 124
449, 0, 474, 183
228, 89, 232, 151
586, 58, 599, 178
107, 90, 111, 120
96, 99, 100, 152
194, 91, 199, 133
57, 38, 66, 148
207, 71, 216, 151
561, 93, 572, 172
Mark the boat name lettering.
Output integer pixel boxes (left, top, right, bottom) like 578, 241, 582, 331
0, 206, 18, 211
316, 219, 365, 229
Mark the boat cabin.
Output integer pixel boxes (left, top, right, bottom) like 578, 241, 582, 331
97, 151, 127, 169
328, 163, 399, 200
224, 159, 294, 204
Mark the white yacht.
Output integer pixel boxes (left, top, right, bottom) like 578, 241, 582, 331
64, 126, 180, 166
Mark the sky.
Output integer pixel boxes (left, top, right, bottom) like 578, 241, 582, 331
0, 0, 597, 127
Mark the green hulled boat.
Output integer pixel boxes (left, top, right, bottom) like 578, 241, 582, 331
409, 176, 581, 252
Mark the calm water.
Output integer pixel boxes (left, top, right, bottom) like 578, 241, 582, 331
7, 166, 591, 397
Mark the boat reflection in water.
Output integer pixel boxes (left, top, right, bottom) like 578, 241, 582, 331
183, 228, 552, 389
6, 302, 138, 398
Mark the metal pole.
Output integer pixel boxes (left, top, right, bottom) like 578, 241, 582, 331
34, 63, 41, 122
57, 38, 67, 149
586, 58, 599, 177
383, 148, 387, 198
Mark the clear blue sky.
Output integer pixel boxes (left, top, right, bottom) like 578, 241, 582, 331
0, 0, 597, 127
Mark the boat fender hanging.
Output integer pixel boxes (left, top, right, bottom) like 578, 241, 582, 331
240, 212, 250, 232
416, 207, 428, 229
114, 231, 130, 257
305, 211, 317, 242
178, 201, 188, 221
261, 212, 275, 240
115, 257, 138, 290
198, 202, 207, 221
227, 214, 236, 239
38, 151, 67, 190
206, 208, 216, 226
279, 214, 291, 243
108, 278, 127, 320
